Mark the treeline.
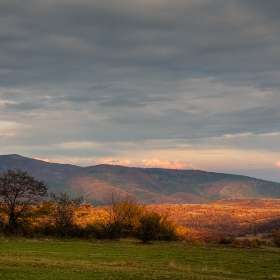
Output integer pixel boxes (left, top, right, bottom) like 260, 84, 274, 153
0, 169, 177, 242
1, 169, 280, 246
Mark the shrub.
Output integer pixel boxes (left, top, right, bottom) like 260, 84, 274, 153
104, 191, 145, 239
251, 238, 262, 247
136, 211, 177, 243
84, 222, 108, 239
274, 231, 280, 247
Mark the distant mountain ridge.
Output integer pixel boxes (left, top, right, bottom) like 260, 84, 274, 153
1, 154, 280, 205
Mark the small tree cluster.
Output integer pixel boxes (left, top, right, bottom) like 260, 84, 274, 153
0, 169, 85, 237
93, 191, 177, 242
0, 170, 177, 242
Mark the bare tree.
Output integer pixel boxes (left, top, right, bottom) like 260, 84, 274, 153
0, 169, 47, 233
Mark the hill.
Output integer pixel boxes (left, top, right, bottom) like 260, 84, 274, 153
1, 154, 280, 205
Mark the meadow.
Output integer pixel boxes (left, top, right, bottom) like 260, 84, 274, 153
0, 238, 279, 280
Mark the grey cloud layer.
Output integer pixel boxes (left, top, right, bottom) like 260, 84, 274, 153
2, 0, 280, 87
1, 0, 280, 177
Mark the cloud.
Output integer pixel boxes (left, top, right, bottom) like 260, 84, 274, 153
98, 158, 200, 170
34, 157, 52, 163
100, 159, 135, 166
140, 158, 200, 170
56, 141, 102, 150
1, 0, 280, 182
222, 133, 253, 139
4, 102, 44, 111
0, 121, 16, 127
1, 0, 280, 90
259, 132, 280, 137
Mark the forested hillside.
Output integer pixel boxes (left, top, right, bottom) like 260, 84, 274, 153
1, 154, 280, 204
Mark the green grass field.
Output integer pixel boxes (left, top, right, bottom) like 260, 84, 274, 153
0, 238, 279, 280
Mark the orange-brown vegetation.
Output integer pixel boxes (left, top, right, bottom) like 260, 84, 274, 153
146, 199, 280, 236
72, 198, 280, 243
74, 204, 109, 227
1, 197, 280, 245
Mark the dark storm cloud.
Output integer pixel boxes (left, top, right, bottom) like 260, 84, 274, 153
1, 0, 279, 88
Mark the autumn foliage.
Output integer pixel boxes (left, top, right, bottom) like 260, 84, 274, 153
1, 170, 280, 246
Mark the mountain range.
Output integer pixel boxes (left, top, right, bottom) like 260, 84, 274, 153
1, 154, 280, 205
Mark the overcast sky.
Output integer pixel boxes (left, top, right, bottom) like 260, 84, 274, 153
1, 0, 280, 182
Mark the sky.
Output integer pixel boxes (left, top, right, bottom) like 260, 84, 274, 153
1, 0, 280, 182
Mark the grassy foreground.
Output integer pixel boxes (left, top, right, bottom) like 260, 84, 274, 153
0, 238, 280, 280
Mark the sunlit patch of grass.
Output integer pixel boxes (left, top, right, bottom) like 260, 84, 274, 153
168, 261, 181, 269
108, 261, 137, 267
